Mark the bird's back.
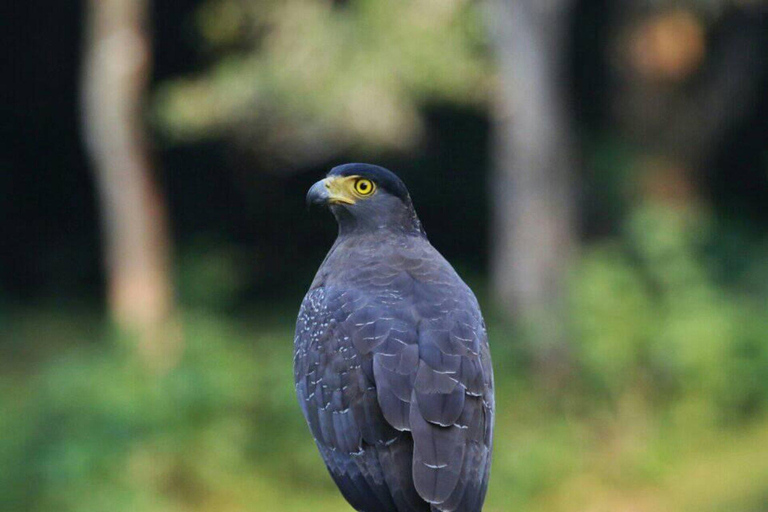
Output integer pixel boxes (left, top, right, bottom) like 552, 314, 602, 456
294, 234, 494, 512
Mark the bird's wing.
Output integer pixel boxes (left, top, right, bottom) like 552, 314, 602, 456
294, 286, 429, 512
295, 287, 397, 450
369, 271, 494, 511
329, 247, 494, 511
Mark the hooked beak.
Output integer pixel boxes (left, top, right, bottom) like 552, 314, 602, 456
306, 179, 330, 207
306, 177, 356, 208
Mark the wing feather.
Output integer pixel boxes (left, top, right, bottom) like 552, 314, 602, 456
370, 271, 494, 511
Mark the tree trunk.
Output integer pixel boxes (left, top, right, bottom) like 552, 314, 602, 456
485, 0, 578, 350
81, 0, 178, 364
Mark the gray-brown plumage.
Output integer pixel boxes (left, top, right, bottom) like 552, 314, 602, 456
295, 163, 494, 512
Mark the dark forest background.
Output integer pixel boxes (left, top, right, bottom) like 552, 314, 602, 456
3, 1, 768, 511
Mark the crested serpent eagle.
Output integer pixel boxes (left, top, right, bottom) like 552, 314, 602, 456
294, 163, 494, 512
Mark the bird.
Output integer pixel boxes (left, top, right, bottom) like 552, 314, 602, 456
294, 163, 494, 512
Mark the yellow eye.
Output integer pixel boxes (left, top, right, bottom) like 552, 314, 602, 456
353, 178, 375, 196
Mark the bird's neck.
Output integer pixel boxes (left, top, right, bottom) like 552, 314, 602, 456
332, 204, 425, 239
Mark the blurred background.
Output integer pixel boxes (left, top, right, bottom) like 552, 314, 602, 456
3, 0, 768, 511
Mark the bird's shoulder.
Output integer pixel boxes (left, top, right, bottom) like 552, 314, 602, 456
312, 234, 464, 291
302, 234, 489, 371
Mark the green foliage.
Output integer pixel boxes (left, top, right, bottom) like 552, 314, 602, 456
571, 203, 768, 421
153, 0, 490, 162
1, 313, 345, 512
176, 239, 253, 311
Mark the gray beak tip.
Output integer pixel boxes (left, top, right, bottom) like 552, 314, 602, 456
306, 179, 330, 209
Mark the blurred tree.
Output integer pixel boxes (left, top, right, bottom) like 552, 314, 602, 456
154, 0, 490, 171
82, 0, 178, 364
609, 2, 768, 208
485, 0, 578, 359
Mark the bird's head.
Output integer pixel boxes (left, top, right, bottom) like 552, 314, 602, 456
307, 163, 425, 237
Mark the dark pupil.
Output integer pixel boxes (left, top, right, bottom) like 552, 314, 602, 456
359, 182, 369, 192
